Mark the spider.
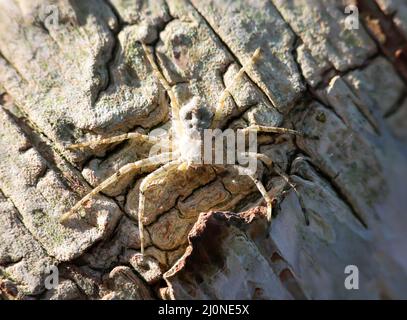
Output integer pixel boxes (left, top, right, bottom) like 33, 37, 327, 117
60, 43, 307, 257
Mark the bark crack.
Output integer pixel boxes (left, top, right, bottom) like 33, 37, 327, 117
293, 152, 368, 229
0, 187, 57, 260
358, 0, 407, 84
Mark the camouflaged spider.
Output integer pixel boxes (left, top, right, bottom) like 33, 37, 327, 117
60, 43, 305, 256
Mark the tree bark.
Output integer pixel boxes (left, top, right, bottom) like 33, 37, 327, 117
0, 0, 406, 299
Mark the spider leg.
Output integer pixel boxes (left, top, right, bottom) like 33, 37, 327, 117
67, 132, 162, 150
236, 152, 301, 223
242, 152, 298, 192
242, 125, 304, 137
141, 43, 185, 138
138, 160, 182, 256
213, 48, 263, 125
233, 164, 273, 222
60, 152, 174, 223
241, 152, 310, 224
252, 176, 274, 222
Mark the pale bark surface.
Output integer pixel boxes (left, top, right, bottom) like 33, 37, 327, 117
0, 0, 406, 299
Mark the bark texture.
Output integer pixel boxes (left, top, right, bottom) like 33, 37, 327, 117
0, 0, 407, 299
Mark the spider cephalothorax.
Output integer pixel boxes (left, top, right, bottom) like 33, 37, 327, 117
175, 96, 213, 164
61, 43, 305, 257
179, 97, 213, 134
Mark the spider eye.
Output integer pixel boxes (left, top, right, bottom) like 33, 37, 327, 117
180, 97, 213, 132
185, 111, 193, 120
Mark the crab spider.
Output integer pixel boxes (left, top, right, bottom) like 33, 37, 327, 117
61, 43, 306, 256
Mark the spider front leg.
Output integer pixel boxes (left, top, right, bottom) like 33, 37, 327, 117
60, 153, 174, 223
242, 125, 304, 137
67, 132, 162, 150
213, 48, 263, 126
242, 124, 319, 140
138, 160, 182, 256
141, 43, 186, 139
